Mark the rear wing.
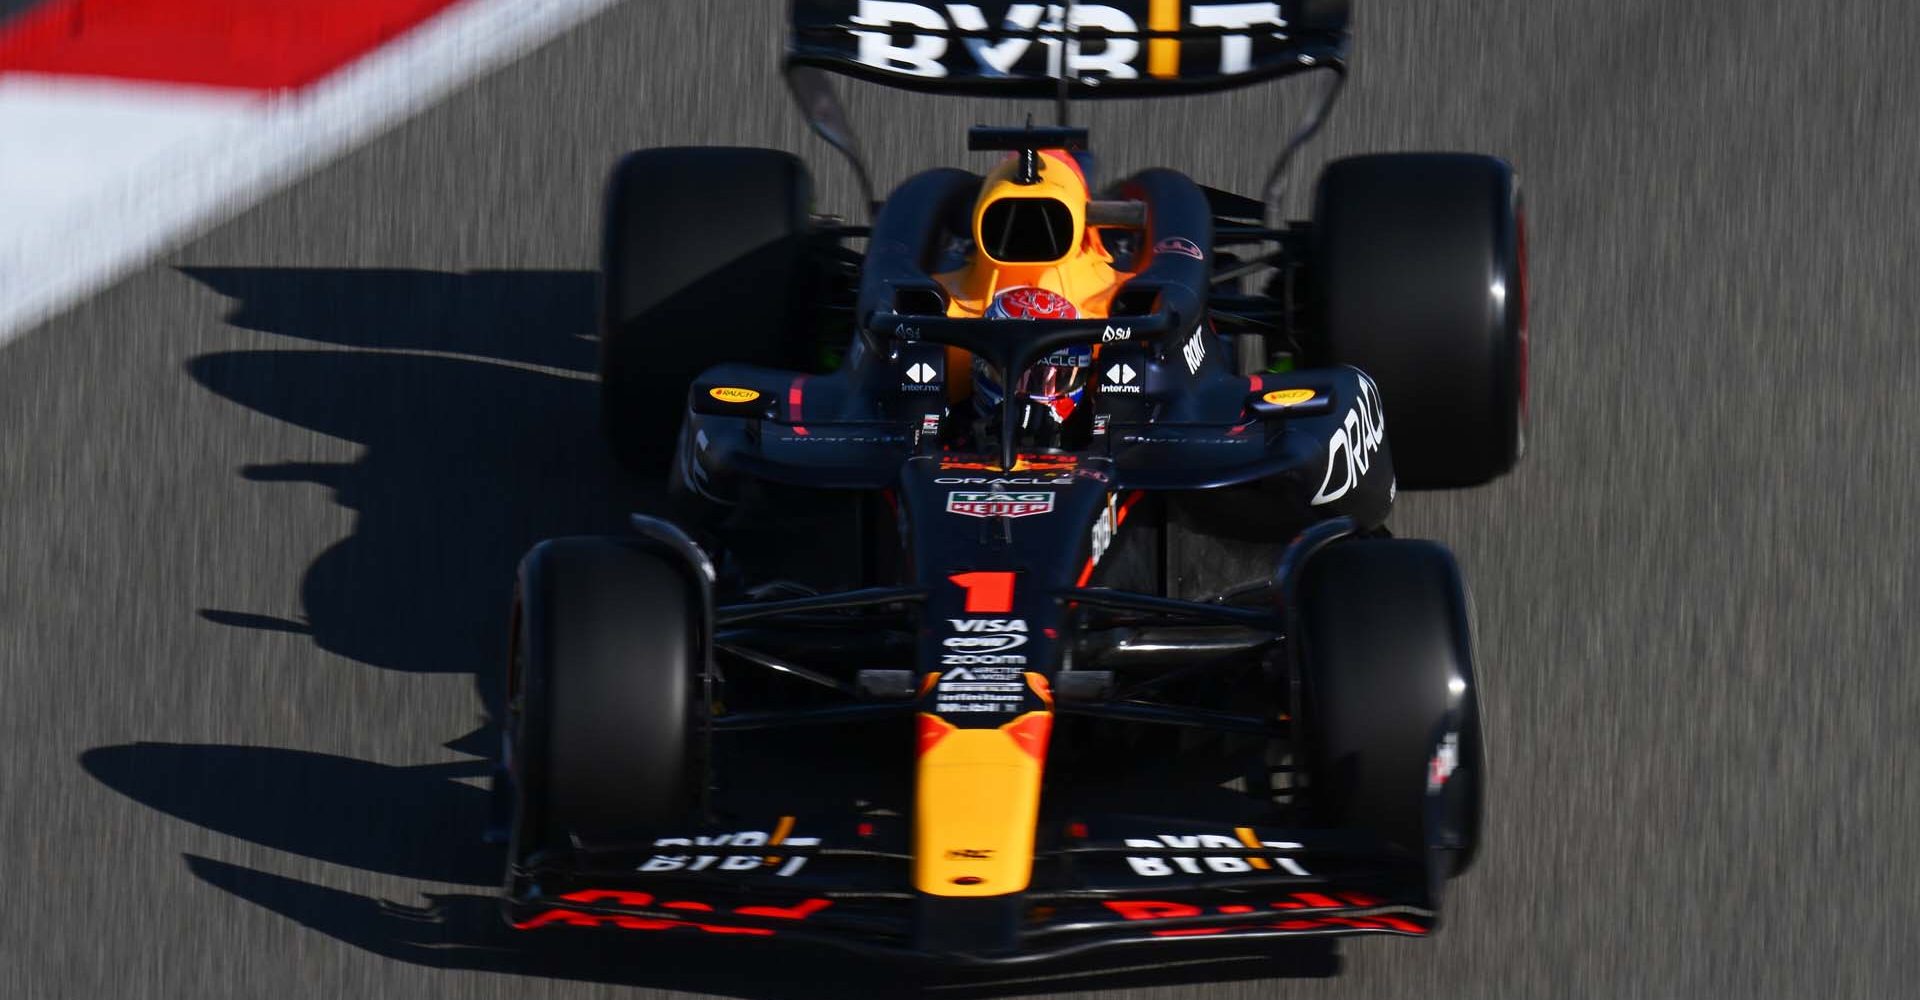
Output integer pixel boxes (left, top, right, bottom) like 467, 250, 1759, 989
788, 0, 1349, 99
784, 1, 1351, 217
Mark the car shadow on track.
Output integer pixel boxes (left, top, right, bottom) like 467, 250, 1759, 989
83, 742, 498, 885
178, 267, 640, 721
82, 267, 1338, 996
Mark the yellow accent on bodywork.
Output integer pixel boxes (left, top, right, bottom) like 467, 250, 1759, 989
914, 712, 1051, 896
936, 150, 1128, 321
1234, 825, 1272, 869
1147, 0, 1181, 78
765, 814, 795, 866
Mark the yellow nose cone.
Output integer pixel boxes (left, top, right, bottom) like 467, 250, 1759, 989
913, 710, 1053, 896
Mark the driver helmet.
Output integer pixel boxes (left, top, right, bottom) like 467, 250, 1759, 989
972, 286, 1092, 424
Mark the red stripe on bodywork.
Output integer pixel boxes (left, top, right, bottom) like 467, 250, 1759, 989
0, 0, 467, 92
1040, 149, 1086, 188
1104, 900, 1202, 921
734, 898, 833, 921
917, 713, 956, 755
788, 376, 809, 435
1000, 710, 1052, 762
514, 909, 776, 934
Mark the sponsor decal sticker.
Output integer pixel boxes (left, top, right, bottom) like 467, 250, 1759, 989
1427, 731, 1460, 792
936, 621, 1031, 701
1119, 433, 1253, 446
639, 818, 820, 878
1100, 895, 1428, 936
936, 573, 1033, 698
708, 386, 760, 403
941, 454, 1077, 472
936, 652, 1029, 702
1122, 831, 1310, 878
1262, 388, 1318, 407
1154, 236, 1206, 261
1310, 375, 1387, 506
1181, 325, 1207, 375
515, 890, 832, 932
936, 475, 1071, 485
903, 360, 940, 391
778, 433, 910, 444
942, 620, 1030, 654
1088, 499, 1116, 568
1102, 324, 1132, 343
947, 491, 1054, 518
843, 1, 1293, 81
1103, 362, 1141, 393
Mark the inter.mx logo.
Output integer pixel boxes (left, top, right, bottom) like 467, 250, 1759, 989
1103, 362, 1140, 394
947, 491, 1053, 518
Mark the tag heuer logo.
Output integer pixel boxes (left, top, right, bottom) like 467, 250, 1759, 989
946, 491, 1054, 519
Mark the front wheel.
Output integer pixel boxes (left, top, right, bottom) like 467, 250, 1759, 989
1293, 538, 1485, 883
506, 536, 707, 868
600, 147, 817, 469
1310, 153, 1527, 489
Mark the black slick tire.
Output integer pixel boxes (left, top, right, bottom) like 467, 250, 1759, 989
507, 536, 706, 864
600, 147, 815, 469
1311, 153, 1527, 489
1293, 538, 1484, 881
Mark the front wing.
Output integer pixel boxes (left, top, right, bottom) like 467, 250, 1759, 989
505, 818, 1434, 965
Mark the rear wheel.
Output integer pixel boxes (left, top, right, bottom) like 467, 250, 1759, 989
1293, 538, 1484, 882
1310, 153, 1527, 489
506, 536, 707, 866
600, 147, 817, 469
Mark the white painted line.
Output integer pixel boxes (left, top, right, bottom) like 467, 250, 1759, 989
0, 0, 623, 342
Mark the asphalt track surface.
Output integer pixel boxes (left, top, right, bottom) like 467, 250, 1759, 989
4, 1, 1919, 997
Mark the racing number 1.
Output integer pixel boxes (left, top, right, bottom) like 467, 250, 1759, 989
948, 572, 1016, 614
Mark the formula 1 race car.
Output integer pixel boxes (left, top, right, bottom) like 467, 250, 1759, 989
498, 0, 1526, 966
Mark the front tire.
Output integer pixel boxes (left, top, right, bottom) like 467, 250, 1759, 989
507, 536, 707, 866
600, 147, 816, 469
1293, 538, 1484, 882
1310, 153, 1527, 489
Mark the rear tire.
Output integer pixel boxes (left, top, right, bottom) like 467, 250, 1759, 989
1294, 538, 1484, 880
1310, 153, 1527, 489
601, 147, 816, 469
507, 536, 706, 864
